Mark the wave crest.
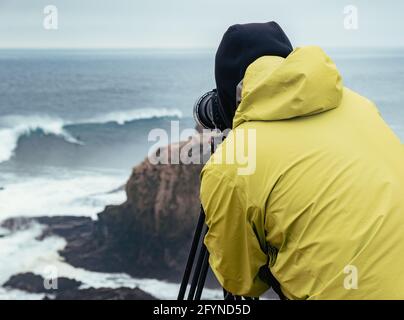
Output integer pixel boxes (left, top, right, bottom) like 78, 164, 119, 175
79, 108, 182, 125
0, 108, 183, 164
0, 115, 82, 164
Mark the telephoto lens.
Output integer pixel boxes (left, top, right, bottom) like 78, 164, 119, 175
193, 90, 218, 130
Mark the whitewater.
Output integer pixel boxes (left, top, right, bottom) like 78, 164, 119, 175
0, 107, 185, 221
0, 108, 192, 300
0, 108, 182, 164
0, 222, 222, 300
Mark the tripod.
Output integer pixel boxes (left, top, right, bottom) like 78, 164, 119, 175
177, 206, 210, 300
177, 207, 257, 300
177, 136, 242, 300
178, 134, 215, 300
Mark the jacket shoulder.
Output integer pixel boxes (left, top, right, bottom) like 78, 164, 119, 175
342, 87, 380, 114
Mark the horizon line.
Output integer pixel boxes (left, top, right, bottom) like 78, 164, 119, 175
0, 45, 404, 50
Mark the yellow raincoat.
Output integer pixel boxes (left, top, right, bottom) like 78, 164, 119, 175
200, 46, 404, 299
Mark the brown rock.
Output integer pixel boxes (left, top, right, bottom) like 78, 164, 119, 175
4, 272, 81, 294
95, 134, 214, 280
4, 272, 156, 300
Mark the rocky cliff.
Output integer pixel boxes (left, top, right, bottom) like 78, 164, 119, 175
95, 135, 211, 280
39, 133, 214, 283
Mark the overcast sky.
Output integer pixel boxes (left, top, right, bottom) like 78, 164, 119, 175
0, 0, 403, 48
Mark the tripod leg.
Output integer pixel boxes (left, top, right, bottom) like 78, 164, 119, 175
178, 207, 205, 300
194, 248, 210, 300
223, 289, 235, 300
187, 225, 208, 300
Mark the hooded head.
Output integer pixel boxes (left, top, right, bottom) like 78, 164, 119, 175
232, 46, 344, 128
215, 22, 293, 129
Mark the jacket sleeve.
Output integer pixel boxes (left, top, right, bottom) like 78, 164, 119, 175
200, 168, 270, 297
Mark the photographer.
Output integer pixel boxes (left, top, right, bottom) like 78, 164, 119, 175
196, 22, 404, 299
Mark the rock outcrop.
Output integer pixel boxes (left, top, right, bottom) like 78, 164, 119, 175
4, 273, 82, 294
94, 134, 213, 281
4, 272, 156, 300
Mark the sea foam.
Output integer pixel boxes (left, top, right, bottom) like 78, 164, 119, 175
0, 167, 127, 220
0, 108, 182, 164
0, 222, 222, 300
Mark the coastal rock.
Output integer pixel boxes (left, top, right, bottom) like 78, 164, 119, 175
52, 287, 156, 300
93, 134, 215, 281
4, 272, 81, 294
4, 272, 156, 300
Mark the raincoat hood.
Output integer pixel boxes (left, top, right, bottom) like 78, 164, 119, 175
233, 46, 344, 128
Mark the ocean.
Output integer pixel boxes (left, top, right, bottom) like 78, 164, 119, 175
0, 48, 403, 299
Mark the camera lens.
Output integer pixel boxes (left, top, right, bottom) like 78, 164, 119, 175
193, 90, 217, 129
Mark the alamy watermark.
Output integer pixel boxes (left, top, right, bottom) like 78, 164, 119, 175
343, 264, 359, 290
147, 121, 257, 176
43, 5, 58, 30
43, 265, 58, 290
343, 5, 359, 30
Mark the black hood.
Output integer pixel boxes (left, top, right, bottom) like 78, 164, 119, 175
215, 22, 293, 129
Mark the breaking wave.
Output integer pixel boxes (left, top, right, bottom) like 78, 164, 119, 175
0, 108, 182, 164
79, 108, 183, 125
0, 115, 82, 164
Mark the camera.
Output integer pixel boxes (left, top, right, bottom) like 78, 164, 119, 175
193, 89, 226, 131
